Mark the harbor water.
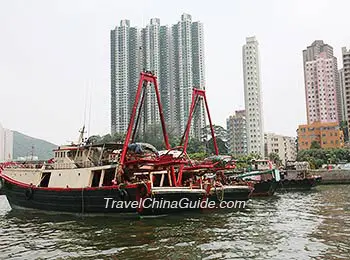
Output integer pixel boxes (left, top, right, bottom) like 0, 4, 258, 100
0, 185, 349, 259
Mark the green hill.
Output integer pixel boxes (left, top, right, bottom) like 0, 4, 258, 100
13, 131, 57, 160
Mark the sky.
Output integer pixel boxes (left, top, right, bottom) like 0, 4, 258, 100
1, 0, 350, 145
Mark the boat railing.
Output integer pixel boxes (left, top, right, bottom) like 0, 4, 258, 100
54, 160, 95, 169
1, 162, 52, 170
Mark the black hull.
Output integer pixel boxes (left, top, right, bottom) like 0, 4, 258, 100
251, 180, 278, 197
2, 177, 139, 214
140, 191, 206, 215
277, 177, 322, 192
210, 186, 252, 203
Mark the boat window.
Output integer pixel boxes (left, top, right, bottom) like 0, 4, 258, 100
40, 172, 51, 187
103, 169, 115, 186
152, 174, 161, 187
91, 170, 102, 187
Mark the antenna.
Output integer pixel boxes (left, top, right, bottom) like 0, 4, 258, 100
77, 125, 86, 145
83, 85, 88, 127
88, 88, 92, 139
77, 85, 89, 145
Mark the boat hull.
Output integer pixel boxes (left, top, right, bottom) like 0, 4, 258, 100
1, 176, 140, 214
277, 177, 322, 192
140, 187, 207, 215
251, 180, 279, 197
210, 185, 252, 203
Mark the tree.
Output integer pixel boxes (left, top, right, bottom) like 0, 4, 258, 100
137, 123, 166, 150
233, 153, 262, 170
268, 152, 281, 166
112, 132, 125, 142
86, 135, 102, 145
207, 137, 228, 155
201, 125, 228, 155
296, 147, 350, 169
187, 138, 206, 153
310, 140, 321, 149
101, 134, 113, 143
202, 125, 228, 141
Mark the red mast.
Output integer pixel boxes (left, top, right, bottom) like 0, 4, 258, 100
116, 72, 170, 182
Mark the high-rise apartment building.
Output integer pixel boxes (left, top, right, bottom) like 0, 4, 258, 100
302, 41, 341, 124
191, 20, 206, 139
226, 110, 247, 156
110, 14, 206, 138
341, 47, 350, 129
243, 36, 264, 155
339, 68, 347, 122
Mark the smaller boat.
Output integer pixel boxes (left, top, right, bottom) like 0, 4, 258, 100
277, 171, 322, 191
235, 168, 280, 197
228, 160, 281, 197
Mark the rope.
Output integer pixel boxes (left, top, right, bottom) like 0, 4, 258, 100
215, 185, 224, 202
81, 187, 84, 216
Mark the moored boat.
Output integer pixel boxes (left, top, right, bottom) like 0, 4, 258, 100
235, 167, 281, 197
0, 72, 217, 216
277, 170, 322, 192
0, 142, 145, 215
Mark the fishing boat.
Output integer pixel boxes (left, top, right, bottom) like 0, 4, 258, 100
235, 168, 280, 196
276, 161, 322, 192
0, 141, 141, 215
0, 72, 208, 216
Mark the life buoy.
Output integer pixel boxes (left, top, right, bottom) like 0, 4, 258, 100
25, 187, 33, 200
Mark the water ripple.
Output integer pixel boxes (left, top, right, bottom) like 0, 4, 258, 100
0, 185, 350, 259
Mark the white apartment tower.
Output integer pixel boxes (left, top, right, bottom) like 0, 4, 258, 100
341, 47, 350, 128
110, 20, 138, 134
141, 18, 161, 127
191, 20, 206, 140
339, 68, 347, 122
111, 14, 206, 139
243, 36, 264, 155
172, 14, 206, 138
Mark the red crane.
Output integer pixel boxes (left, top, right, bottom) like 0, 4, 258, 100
116, 72, 172, 182
176, 88, 219, 186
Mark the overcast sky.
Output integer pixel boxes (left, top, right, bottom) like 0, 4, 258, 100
1, 0, 349, 145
